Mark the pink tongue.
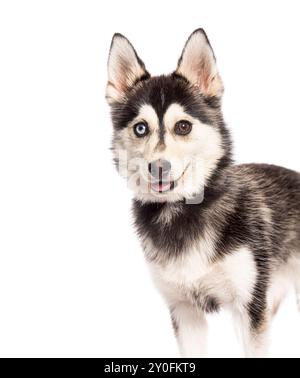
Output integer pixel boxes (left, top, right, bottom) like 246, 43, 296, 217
151, 181, 171, 192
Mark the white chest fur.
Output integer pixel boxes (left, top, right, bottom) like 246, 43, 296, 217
148, 245, 257, 310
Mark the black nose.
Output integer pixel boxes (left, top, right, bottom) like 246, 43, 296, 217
148, 159, 171, 180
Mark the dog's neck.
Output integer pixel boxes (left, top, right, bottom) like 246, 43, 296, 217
132, 154, 233, 262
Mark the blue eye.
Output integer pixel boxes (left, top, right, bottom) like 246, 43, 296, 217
134, 122, 149, 137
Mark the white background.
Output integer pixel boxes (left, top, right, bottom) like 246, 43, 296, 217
0, 0, 299, 358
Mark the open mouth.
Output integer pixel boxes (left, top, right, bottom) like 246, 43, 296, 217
149, 164, 190, 194
150, 180, 175, 193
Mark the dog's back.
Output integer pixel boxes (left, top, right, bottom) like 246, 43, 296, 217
225, 164, 300, 261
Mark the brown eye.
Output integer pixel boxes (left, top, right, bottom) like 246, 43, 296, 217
174, 120, 192, 136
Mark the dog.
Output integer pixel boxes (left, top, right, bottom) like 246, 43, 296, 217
105, 28, 300, 358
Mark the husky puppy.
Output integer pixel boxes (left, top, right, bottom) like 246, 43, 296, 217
106, 29, 300, 358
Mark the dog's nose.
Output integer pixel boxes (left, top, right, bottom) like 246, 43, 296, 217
148, 159, 171, 180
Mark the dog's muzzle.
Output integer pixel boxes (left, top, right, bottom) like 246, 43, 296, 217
148, 159, 174, 193
148, 159, 171, 181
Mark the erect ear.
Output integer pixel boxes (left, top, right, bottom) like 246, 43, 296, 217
106, 33, 150, 104
176, 29, 223, 98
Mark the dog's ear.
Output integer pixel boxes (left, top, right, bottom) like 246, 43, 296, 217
106, 33, 150, 104
176, 29, 223, 98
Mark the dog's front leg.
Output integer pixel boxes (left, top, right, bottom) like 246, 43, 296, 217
170, 302, 207, 358
233, 307, 270, 358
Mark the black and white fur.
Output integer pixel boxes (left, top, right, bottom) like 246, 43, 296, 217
106, 29, 300, 358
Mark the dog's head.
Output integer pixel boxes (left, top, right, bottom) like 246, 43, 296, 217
106, 29, 231, 203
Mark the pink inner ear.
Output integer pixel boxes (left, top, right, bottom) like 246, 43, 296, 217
196, 59, 211, 87
176, 31, 224, 97
113, 59, 129, 90
190, 58, 223, 97
107, 35, 148, 102
111, 57, 146, 98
